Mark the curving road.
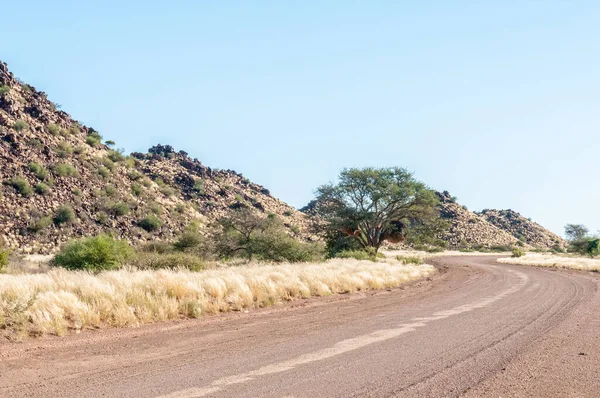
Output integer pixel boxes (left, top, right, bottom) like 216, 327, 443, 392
1, 256, 599, 397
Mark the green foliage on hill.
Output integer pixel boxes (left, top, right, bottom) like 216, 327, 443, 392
53, 235, 133, 271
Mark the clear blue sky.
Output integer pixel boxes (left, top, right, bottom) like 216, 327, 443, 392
2, 1, 599, 236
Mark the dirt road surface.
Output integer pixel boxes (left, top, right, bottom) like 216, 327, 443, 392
1, 256, 599, 397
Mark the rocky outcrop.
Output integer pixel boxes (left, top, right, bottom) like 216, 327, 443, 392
477, 209, 566, 250
0, 61, 309, 253
436, 191, 521, 249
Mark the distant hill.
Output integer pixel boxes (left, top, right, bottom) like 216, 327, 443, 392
436, 191, 565, 250
0, 61, 310, 254
477, 209, 566, 250
435, 191, 520, 249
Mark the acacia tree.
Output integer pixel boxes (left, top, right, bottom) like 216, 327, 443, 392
564, 224, 600, 257
314, 167, 441, 254
212, 208, 320, 262
213, 208, 273, 260
564, 224, 589, 242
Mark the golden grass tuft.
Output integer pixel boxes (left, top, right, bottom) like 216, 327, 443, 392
0, 259, 434, 338
498, 253, 600, 272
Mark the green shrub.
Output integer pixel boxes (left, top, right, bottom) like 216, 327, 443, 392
29, 215, 53, 233
149, 203, 163, 215
139, 215, 162, 232
159, 186, 175, 196
72, 188, 81, 196
334, 250, 376, 261
69, 123, 80, 135
108, 202, 129, 216
283, 210, 293, 217
251, 236, 323, 262
0, 85, 9, 96
5, 177, 33, 197
193, 179, 204, 194
173, 224, 203, 252
55, 142, 73, 158
131, 183, 143, 196
96, 211, 108, 225
128, 170, 143, 181
26, 138, 43, 149
490, 245, 513, 252
86, 132, 102, 147
29, 162, 48, 180
35, 182, 50, 195
104, 185, 117, 196
105, 140, 116, 147
52, 235, 133, 271
0, 247, 9, 271
129, 252, 204, 271
101, 157, 115, 171
512, 248, 525, 258
213, 209, 324, 262
123, 156, 135, 168
13, 120, 28, 132
97, 166, 110, 178
396, 256, 424, 265
587, 239, 600, 258
52, 163, 77, 177
54, 205, 76, 225
138, 241, 174, 254
73, 145, 87, 155
107, 150, 124, 162
47, 124, 60, 135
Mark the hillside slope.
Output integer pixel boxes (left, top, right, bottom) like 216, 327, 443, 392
0, 61, 308, 253
477, 209, 566, 250
436, 191, 521, 249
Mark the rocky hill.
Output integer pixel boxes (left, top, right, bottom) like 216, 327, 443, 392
0, 61, 309, 254
477, 209, 566, 250
436, 192, 564, 250
0, 60, 565, 254
436, 191, 521, 249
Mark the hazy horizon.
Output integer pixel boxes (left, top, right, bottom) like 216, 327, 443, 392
3, 1, 599, 236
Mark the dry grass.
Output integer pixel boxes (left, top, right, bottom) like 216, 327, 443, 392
381, 249, 511, 259
498, 253, 600, 272
0, 259, 434, 339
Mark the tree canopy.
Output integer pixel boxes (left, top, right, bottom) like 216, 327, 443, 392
564, 224, 589, 242
212, 208, 321, 262
314, 167, 442, 254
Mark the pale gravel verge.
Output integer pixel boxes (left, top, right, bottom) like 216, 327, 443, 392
382, 249, 511, 259
498, 253, 600, 272
0, 258, 435, 339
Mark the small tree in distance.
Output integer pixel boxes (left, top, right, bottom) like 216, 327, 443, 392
314, 167, 442, 255
212, 208, 321, 262
564, 224, 600, 257
564, 224, 589, 242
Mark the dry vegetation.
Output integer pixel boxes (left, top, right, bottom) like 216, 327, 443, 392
498, 253, 600, 272
0, 258, 434, 339
381, 249, 511, 259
